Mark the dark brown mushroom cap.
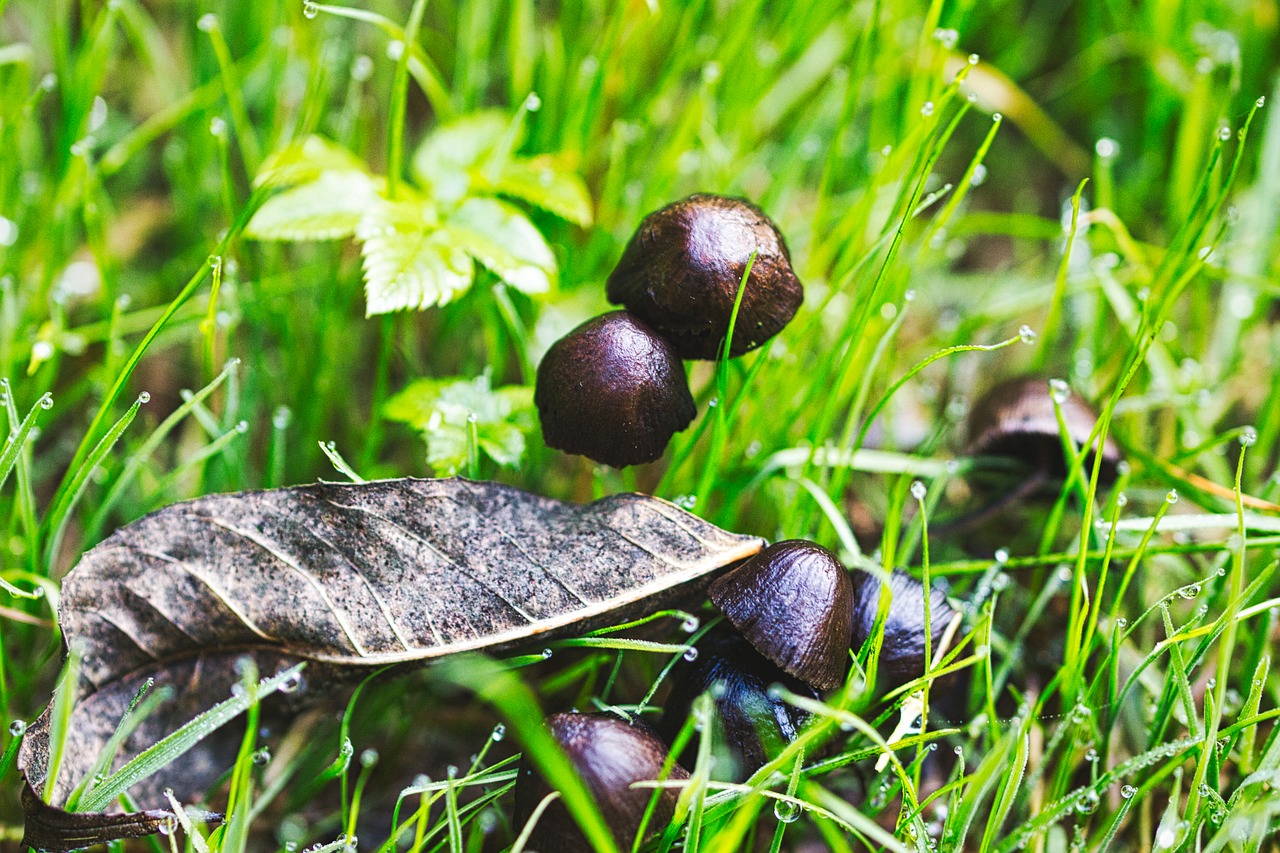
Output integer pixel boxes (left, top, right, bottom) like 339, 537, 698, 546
534, 311, 697, 468
659, 629, 818, 781
606, 193, 803, 360
965, 377, 1122, 484
850, 568, 955, 692
512, 712, 689, 853
708, 540, 854, 691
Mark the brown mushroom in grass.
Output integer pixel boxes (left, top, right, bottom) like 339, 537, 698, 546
708, 540, 854, 691
850, 568, 956, 692
512, 713, 689, 853
659, 629, 819, 781
606, 194, 804, 360
535, 311, 696, 468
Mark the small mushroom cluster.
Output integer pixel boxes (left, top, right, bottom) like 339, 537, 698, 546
514, 540, 959, 849
536, 194, 804, 468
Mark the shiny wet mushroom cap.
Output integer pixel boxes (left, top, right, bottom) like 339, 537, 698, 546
708, 540, 854, 691
850, 568, 955, 692
965, 377, 1122, 484
535, 311, 697, 468
660, 629, 818, 781
512, 712, 689, 853
606, 193, 804, 360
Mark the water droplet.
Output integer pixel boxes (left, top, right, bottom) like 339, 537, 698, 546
1206, 678, 1217, 689
1256, 96, 1267, 108
1095, 137, 1119, 159
932, 28, 958, 48
1085, 748, 1099, 763
954, 745, 964, 755
253, 747, 271, 765
278, 671, 304, 693
911, 480, 927, 500
1070, 704, 1092, 724
302, 0, 318, 18
491, 724, 506, 742
766, 683, 785, 700
386, 40, 404, 60
1240, 427, 1257, 447
682, 646, 698, 662
1018, 324, 1037, 344
674, 494, 697, 510
1218, 125, 1232, 141
360, 749, 378, 767
968, 53, 980, 65
138, 391, 151, 404
541, 648, 552, 659
1166, 489, 1179, 504
1179, 584, 1201, 599
39, 395, 53, 410
524, 92, 542, 112
970, 163, 988, 186
196, 13, 219, 32
1120, 784, 1137, 799
351, 55, 374, 82
1075, 789, 1100, 814
992, 112, 1003, 122
921, 101, 935, 117
881, 144, 893, 157
773, 799, 801, 823
680, 615, 699, 633
1116, 492, 1129, 507
9, 720, 26, 736
1116, 617, 1128, 628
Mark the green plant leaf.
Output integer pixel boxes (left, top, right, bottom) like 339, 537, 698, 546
493, 155, 593, 226
411, 110, 511, 205
253, 134, 369, 188
443, 197, 556, 295
245, 171, 380, 241
384, 372, 535, 474
357, 196, 473, 314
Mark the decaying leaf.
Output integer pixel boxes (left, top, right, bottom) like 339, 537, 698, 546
19, 478, 763, 851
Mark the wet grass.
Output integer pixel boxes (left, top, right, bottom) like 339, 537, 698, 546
2, 0, 1280, 850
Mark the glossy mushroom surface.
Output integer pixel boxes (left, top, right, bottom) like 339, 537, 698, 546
512, 712, 689, 853
965, 377, 1122, 484
708, 540, 854, 690
606, 193, 804, 360
850, 568, 955, 692
535, 311, 696, 468
660, 630, 818, 780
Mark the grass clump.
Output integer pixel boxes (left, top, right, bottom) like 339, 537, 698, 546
2, 0, 1279, 850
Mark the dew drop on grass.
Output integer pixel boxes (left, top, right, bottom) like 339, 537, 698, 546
1095, 137, 1119, 158
968, 53, 980, 65
39, 395, 53, 410
992, 112, 1003, 122
1049, 378, 1070, 404
386, 40, 404, 60
1240, 427, 1257, 447
1075, 789, 1100, 814
1018, 325, 1037, 344
1218, 126, 1232, 141
1116, 492, 1128, 507
911, 480, 927, 500
138, 391, 151, 404
361, 749, 379, 767
970, 164, 987, 186
1179, 584, 1201, 599
674, 494, 697, 510
9, 720, 26, 736
253, 747, 271, 766
351, 55, 373, 81
197, 13, 218, 31
1166, 489, 1179, 504
209, 117, 227, 138
773, 799, 801, 823
302, 0, 319, 18
681, 615, 700, 633
541, 648, 552, 659
920, 101, 935, 117
524, 92, 542, 112
881, 145, 892, 157
1084, 748, 1099, 763
682, 646, 698, 662
932, 28, 958, 48
278, 671, 304, 693
491, 724, 505, 742
1120, 784, 1137, 799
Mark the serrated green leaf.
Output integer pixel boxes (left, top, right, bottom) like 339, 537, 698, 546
444, 197, 556, 294
245, 171, 380, 241
412, 111, 511, 204
254, 135, 369, 188
384, 373, 535, 474
493, 155, 594, 226
357, 197, 473, 314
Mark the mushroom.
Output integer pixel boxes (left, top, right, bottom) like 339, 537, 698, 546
965, 376, 1122, 485
708, 540, 854, 691
512, 712, 689, 853
534, 311, 697, 468
659, 629, 818, 781
606, 193, 804, 360
849, 568, 955, 692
